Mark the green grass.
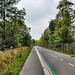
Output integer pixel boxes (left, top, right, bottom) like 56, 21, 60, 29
41, 46, 75, 57
70, 55, 75, 57
0, 46, 33, 75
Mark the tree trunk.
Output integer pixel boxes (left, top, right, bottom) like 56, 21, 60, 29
3, 0, 6, 45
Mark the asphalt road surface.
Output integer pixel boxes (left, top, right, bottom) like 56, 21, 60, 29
20, 46, 75, 75
37, 46, 75, 75
20, 47, 44, 75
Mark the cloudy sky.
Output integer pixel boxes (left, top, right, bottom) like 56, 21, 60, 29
17, 0, 75, 40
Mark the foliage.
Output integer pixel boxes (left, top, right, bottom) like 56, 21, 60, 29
20, 25, 31, 46
0, 0, 31, 50
38, 0, 75, 45
49, 20, 56, 44
49, 20, 55, 35
31, 39, 38, 46
0, 0, 21, 46
38, 28, 50, 45
0, 46, 32, 75
55, 0, 74, 43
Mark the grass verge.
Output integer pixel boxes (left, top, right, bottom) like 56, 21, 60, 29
40, 46, 75, 57
0, 46, 33, 75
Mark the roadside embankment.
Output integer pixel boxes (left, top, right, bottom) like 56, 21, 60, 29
0, 46, 33, 75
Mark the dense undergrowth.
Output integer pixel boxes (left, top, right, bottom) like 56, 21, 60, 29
0, 46, 32, 75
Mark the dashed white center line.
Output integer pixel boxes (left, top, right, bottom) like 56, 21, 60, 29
69, 63, 74, 67
51, 54, 53, 56
55, 56, 57, 58
60, 58, 63, 61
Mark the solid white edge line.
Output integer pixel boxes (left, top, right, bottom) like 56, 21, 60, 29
35, 47, 53, 75
55, 56, 57, 58
51, 54, 53, 56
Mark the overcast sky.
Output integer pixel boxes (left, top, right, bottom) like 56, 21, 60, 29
17, 0, 75, 40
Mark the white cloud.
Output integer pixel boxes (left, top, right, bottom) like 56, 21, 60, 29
54, 0, 60, 3
17, 0, 75, 40
16, 0, 59, 40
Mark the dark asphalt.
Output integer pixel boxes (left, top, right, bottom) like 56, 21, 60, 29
20, 47, 44, 75
20, 46, 75, 75
37, 46, 75, 75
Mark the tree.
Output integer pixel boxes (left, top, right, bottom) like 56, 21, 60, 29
55, 0, 74, 43
31, 39, 38, 46
49, 20, 56, 44
49, 20, 55, 34
20, 25, 31, 46
0, 0, 32, 50
38, 28, 50, 45
0, 0, 21, 45
6, 7, 26, 47
38, 0, 75, 46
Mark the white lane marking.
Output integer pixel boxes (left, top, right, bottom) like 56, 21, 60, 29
35, 47, 53, 75
51, 54, 53, 56
39, 46, 70, 57
69, 63, 74, 67
60, 58, 63, 61
55, 56, 57, 58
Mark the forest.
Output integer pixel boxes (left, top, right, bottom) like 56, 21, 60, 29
0, 0, 33, 74
38, 0, 75, 46
0, 0, 31, 51
0, 0, 75, 74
